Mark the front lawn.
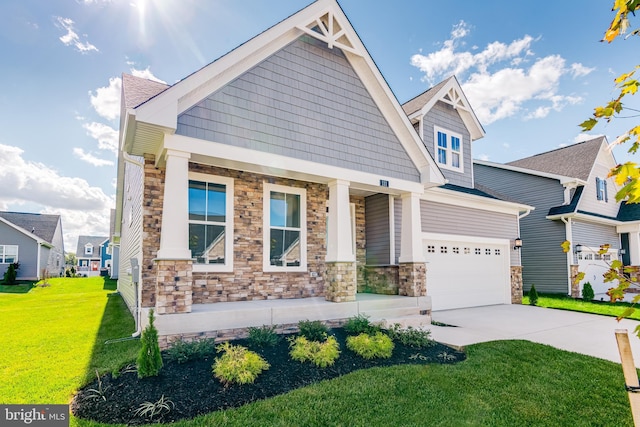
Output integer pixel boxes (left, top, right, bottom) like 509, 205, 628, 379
523, 292, 640, 320
0, 277, 634, 426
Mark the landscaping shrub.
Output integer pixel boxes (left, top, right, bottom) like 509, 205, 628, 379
346, 332, 394, 359
3, 262, 18, 285
289, 335, 340, 367
528, 284, 539, 306
248, 325, 280, 347
297, 319, 329, 342
166, 338, 216, 364
582, 282, 595, 301
386, 324, 434, 348
137, 310, 163, 378
212, 342, 269, 385
343, 314, 381, 336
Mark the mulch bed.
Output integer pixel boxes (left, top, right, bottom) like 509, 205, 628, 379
72, 328, 465, 425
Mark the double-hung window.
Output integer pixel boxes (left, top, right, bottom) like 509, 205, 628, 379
596, 177, 608, 202
188, 173, 234, 272
0, 245, 18, 264
263, 183, 306, 272
434, 126, 463, 172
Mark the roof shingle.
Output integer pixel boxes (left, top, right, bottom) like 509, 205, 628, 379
0, 211, 61, 244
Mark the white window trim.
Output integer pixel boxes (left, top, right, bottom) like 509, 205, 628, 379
263, 182, 307, 272
596, 177, 608, 203
433, 126, 464, 173
85, 244, 93, 255
189, 172, 234, 273
0, 245, 18, 264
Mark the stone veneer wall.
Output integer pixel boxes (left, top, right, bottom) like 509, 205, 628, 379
510, 265, 523, 304
570, 264, 580, 298
398, 263, 426, 297
141, 155, 164, 307
325, 262, 357, 302
351, 196, 366, 291
359, 265, 399, 294
155, 260, 193, 314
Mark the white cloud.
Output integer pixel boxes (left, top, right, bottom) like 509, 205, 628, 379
574, 133, 604, 143
477, 153, 490, 161
0, 144, 113, 250
89, 77, 121, 121
571, 63, 595, 78
131, 67, 167, 84
54, 16, 98, 53
73, 147, 114, 166
502, 143, 510, 149
82, 122, 118, 153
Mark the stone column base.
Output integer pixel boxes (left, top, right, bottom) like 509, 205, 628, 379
570, 264, 580, 298
398, 262, 426, 297
510, 266, 523, 304
155, 259, 193, 314
325, 262, 356, 302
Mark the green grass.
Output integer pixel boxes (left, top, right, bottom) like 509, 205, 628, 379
1, 278, 635, 426
0, 282, 34, 293
523, 292, 640, 320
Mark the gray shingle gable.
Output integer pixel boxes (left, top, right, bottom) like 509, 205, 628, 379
76, 235, 108, 257
506, 137, 605, 181
0, 211, 60, 244
121, 74, 170, 110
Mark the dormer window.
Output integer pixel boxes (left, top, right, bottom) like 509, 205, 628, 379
596, 177, 608, 202
434, 126, 463, 172
85, 244, 93, 255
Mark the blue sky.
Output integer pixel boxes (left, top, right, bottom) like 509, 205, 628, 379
0, 0, 637, 251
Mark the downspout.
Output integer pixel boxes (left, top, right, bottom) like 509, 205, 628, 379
561, 216, 573, 295
122, 152, 145, 337
516, 209, 532, 272
36, 242, 41, 281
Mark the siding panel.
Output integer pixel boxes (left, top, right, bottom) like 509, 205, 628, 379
177, 36, 420, 183
365, 194, 391, 265
474, 163, 569, 293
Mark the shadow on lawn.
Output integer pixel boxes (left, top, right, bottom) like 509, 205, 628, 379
81, 277, 140, 385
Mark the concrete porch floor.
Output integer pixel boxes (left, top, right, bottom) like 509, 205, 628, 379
149, 293, 431, 336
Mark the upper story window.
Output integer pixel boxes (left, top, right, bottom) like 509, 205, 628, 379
84, 244, 93, 255
0, 245, 18, 264
263, 183, 307, 272
188, 173, 234, 272
434, 126, 463, 172
596, 177, 608, 202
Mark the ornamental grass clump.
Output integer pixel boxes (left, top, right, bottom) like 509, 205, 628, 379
289, 335, 340, 367
136, 310, 163, 378
346, 332, 394, 359
212, 342, 270, 386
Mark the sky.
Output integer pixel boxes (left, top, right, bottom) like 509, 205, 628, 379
0, 0, 638, 253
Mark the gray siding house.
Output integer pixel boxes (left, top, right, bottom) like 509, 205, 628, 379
0, 212, 65, 280
113, 0, 531, 345
475, 137, 640, 298
76, 236, 109, 277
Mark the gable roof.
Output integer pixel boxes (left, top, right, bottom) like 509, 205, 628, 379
401, 76, 485, 141
76, 236, 108, 257
0, 211, 60, 244
120, 0, 445, 186
122, 73, 169, 110
506, 137, 606, 181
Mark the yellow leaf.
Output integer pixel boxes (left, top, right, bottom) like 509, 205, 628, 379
634, 325, 640, 339
611, 259, 623, 270
618, 307, 636, 321
573, 271, 585, 285
579, 118, 598, 131
599, 244, 611, 254
560, 240, 571, 253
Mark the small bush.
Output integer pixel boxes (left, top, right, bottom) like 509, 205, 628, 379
346, 332, 394, 359
3, 262, 18, 285
166, 338, 216, 364
289, 335, 340, 367
212, 342, 269, 386
137, 310, 163, 378
386, 324, 434, 348
343, 314, 381, 336
582, 282, 595, 301
297, 319, 329, 342
528, 284, 539, 306
248, 325, 280, 347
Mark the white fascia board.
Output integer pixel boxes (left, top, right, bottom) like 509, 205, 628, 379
163, 133, 424, 194
473, 159, 586, 186
422, 232, 510, 246
0, 217, 45, 244
546, 212, 621, 226
617, 223, 640, 233
425, 186, 534, 216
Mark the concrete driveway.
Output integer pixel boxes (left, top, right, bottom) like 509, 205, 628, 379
426, 304, 640, 367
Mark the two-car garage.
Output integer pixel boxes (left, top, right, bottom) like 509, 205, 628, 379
423, 233, 512, 311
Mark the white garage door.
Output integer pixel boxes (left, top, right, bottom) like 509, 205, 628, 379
577, 246, 618, 300
423, 235, 511, 311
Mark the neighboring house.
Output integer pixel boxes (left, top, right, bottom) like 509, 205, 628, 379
76, 236, 110, 277
114, 0, 531, 345
474, 136, 640, 298
0, 211, 65, 280
108, 209, 119, 279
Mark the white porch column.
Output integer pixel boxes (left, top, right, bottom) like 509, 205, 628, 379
398, 192, 424, 263
326, 179, 354, 262
156, 149, 192, 260
630, 231, 640, 266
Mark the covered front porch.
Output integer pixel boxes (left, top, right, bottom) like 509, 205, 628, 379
144, 293, 431, 348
